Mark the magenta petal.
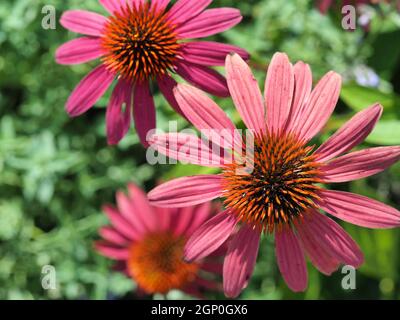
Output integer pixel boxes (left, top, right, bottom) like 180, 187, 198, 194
99, 227, 129, 246
294, 71, 342, 142
275, 228, 308, 292
133, 82, 156, 147
148, 175, 223, 207
66, 64, 114, 117
176, 61, 229, 97
320, 146, 400, 183
157, 75, 186, 117
99, 0, 128, 14
181, 41, 249, 66
184, 202, 213, 236
184, 210, 237, 261
103, 205, 141, 240
106, 79, 132, 145
226, 54, 266, 134
303, 211, 364, 268
317, 189, 400, 229
315, 104, 383, 162
176, 8, 242, 39
95, 242, 130, 260
148, 133, 225, 167
174, 84, 240, 150
151, 0, 170, 13
55, 37, 103, 65
60, 10, 107, 37
264, 52, 295, 134
223, 225, 260, 298
167, 0, 212, 25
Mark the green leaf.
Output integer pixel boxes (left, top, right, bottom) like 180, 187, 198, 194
366, 120, 400, 145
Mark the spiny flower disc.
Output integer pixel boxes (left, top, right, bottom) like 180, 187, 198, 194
127, 232, 199, 294
222, 132, 322, 233
101, 3, 180, 83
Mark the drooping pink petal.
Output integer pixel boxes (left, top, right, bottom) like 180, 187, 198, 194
99, 0, 128, 14
175, 61, 229, 97
167, 0, 211, 25
293, 71, 342, 142
60, 10, 107, 37
275, 227, 308, 292
148, 133, 225, 167
264, 52, 295, 134
66, 64, 114, 117
106, 79, 132, 145
184, 210, 237, 261
103, 205, 142, 240
302, 211, 364, 268
55, 37, 103, 65
157, 75, 186, 117
285, 62, 313, 133
99, 227, 130, 246
296, 219, 340, 275
133, 81, 156, 147
151, 0, 170, 13
95, 241, 130, 260
320, 146, 400, 183
317, 190, 400, 229
223, 225, 260, 298
315, 104, 383, 162
225, 53, 266, 134
148, 175, 223, 207
181, 202, 213, 236
174, 83, 241, 150
176, 8, 242, 39
181, 41, 249, 66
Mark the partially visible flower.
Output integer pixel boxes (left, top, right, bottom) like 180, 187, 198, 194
317, 0, 394, 14
95, 183, 224, 297
56, 0, 248, 146
148, 52, 400, 297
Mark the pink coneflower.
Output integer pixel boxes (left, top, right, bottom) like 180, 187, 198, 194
95, 183, 224, 297
148, 52, 400, 297
56, 0, 248, 146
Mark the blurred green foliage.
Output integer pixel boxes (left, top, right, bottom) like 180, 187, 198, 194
0, 0, 399, 300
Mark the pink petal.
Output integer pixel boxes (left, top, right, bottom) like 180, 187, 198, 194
184, 210, 237, 261
315, 104, 383, 162
301, 211, 364, 268
264, 52, 295, 134
154, 206, 174, 231
66, 64, 114, 117
106, 79, 132, 145
317, 189, 400, 229
151, 0, 170, 12
167, 0, 211, 25
55, 37, 103, 65
157, 75, 186, 117
103, 205, 141, 240
275, 228, 308, 292
148, 133, 225, 167
320, 146, 400, 183
284, 61, 313, 133
99, 0, 128, 14
317, 0, 333, 13
176, 61, 229, 97
225, 53, 266, 134
133, 81, 156, 147
296, 219, 340, 275
95, 241, 130, 260
176, 8, 242, 39
174, 83, 241, 150
99, 227, 129, 246
181, 41, 249, 66
223, 225, 260, 298
148, 175, 223, 207
181, 202, 213, 236
60, 10, 107, 37
293, 71, 342, 142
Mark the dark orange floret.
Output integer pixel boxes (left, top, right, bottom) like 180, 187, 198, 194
222, 132, 322, 233
127, 232, 199, 294
101, 3, 180, 83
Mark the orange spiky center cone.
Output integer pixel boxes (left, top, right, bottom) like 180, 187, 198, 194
127, 231, 199, 294
222, 132, 322, 233
101, 3, 180, 83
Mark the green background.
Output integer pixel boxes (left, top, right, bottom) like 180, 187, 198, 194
0, 0, 400, 299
